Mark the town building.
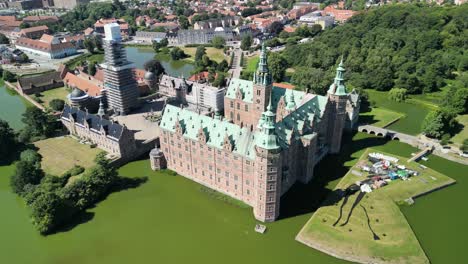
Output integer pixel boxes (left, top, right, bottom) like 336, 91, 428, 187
15, 34, 77, 59
158, 74, 225, 111
10, 25, 49, 41
61, 105, 137, 159
16, 70, 64, 95
51, 0, 90, 9
94, 18, 129, 37
167, 28, 235, 46
152, 45, 359, 222
134, 31, 167, 44
101, 23, 139, 115
22, 15, 59, 24
193, 16, 240, 30
299, 11, 335, 29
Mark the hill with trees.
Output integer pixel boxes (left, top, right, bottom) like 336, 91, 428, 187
282, 4, 468, 95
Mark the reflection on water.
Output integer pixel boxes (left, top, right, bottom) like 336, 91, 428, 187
0, 84, 28, 130
124, 47, 194, 77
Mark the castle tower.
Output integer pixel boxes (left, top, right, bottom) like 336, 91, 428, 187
252, 43, 273, 127
253, 99, 282, 222
175, 76, 188, 105
150, 147, 166, 170
102, 23, 139, 116
97, 99, 106, 118
327, 58, 348, 154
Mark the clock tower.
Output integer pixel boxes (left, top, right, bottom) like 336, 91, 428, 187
252, 43, 273, 127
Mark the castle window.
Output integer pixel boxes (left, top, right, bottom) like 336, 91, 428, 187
209, 165, 213, 170
178, 143, 181, 148
230, 112, 233, 120
202, 171, 205, 176
217, 168, 221, 173
225, 171, 229, 177
237, 113, 240, 121
235, 185, 237, 190
234, 175, 238, 181
237, 103, 240, 110
245, 104, 248, 111
257, 90, 261, 96
185, 146, 188, 151
247, 189, 250, 195
246, 160, 250, 165
226, 181, 229, 186
230, 101, 234, 108
194, 168, 197, 173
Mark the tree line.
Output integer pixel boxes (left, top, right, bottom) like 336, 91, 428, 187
281, 4, 468, 95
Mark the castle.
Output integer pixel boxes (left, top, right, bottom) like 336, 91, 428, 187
150, 44, 359, 222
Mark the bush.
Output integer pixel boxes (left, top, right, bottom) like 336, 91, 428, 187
49, 99, 65, 111
388, 88, 407, 102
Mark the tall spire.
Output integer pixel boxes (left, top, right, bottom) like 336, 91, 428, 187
97, 99, 105, 117
255, 95, 280, 150
254, 42, 272, 86
328, 56, 347, 96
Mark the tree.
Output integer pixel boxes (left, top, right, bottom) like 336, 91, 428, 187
0, 119, 17, 163
268, 53, 288, 82
152, 38, 168, 52
21, 107, 55, 140
170, 47, 187, 60
0, 33, 9, 44
178, 15, 190, 29
211, 36, 226, 49
20, 149, 42, 164
87, 61, 96, 76
388, 88, 407, 102
2, 70, 16, 82
49, 99, 65, 111
291, 67, 330, 94
195, 46, 206, 63
144, 59, 165, 77
10, 160, 44, 195
20, 53, 29, 62
216, 59, 229, 72
422, 111, 445, 139
240, 34, 252, 51
84, 38, 95, 54
212, 72, 226, 87
268, 21, 284, 36
461, 139, 468, 152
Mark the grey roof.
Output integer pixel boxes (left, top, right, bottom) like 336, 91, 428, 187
61, 105, 125, 140
18, 71, 63, 90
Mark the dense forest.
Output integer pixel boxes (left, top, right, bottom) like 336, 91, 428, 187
282, 4, 468, 95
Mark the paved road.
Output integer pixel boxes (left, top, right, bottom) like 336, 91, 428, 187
229, 48, 242, 79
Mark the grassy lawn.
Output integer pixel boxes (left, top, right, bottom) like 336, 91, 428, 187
245, 55, 259, 71
34, 136, 102, 176
38, 87, 69, 108
366, 89, 431, 135
180, 47, 227, 63
297, 149, 454, 264
360, 107, 404, 128
66, 52, 104, 70
451, 114, 468, 146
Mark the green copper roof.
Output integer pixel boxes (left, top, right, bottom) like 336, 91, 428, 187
160, 104, 257, 159
225, 78, 254, 103
328, 58, 348, 96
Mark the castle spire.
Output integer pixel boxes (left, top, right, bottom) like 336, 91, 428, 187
327, 56, 347, 96
254, 42, 272, 86
97, 99, 106, 118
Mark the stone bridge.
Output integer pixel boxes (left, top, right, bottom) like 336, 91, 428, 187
357, 125, 420, 147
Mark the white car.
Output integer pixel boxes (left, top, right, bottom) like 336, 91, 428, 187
459, 151, 468, 158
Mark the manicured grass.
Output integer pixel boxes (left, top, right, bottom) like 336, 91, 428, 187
180, 47, 227, 63
297, 149, 454, 264
66, 53, 104, 70
451, 114, 468, 146
34, 137, 102, 176
38, 87, 69, 108
1, 133, 466, 264
245, 55, 259, 71
366, 89, 431, 135
359, 107, 404, 127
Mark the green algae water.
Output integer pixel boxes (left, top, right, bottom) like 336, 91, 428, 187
0, 132, 466, 264
0, 83, 29, 130
125, 47, 195, 77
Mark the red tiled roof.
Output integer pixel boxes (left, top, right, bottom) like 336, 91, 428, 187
23, 16, 59, 23
20, 25, 48, 34
63, 72, 103, 96
16, 37, 74, 52
273, 82, 295, 90
0, 16, 17, 21
84, 27, 94, 35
